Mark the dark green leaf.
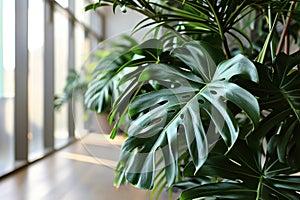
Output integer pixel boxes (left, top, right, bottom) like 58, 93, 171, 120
180, 182, 256, 200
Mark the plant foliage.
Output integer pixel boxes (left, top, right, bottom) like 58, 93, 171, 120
179, 138, 300, 199
81, 0, 300, 199
114, 41, 259, 189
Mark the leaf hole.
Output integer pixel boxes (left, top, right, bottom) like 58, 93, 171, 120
177, 125, 185, 135
198, 99, 205, 104
168, 110, 176, 113
148, 118, 162, 126
210, 90, 217, 95
180, 114, 184, 119
182, 95, 191, 99
159, 100, 168, 105
220, 96, 227, 102
179, 67, 191, 72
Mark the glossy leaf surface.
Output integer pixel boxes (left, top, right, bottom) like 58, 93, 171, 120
115, 42, 259, 189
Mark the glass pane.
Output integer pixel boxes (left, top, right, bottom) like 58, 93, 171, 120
75, 0, 86, 22
75, 25, 88, 71
90, 36, 99, 51
75, 0, 102, 38
83, 9, 91, 27
0, 0, 15, 174
90, 11, 103, 38
55, 0, 68, 8
54, 10, 69, 148
73, 25, 91, 138
28, 0, 45, 160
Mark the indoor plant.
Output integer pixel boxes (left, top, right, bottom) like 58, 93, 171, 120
84, 1, 300, 199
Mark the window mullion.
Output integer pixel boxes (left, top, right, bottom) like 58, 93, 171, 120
15, 0, 29, 161
68, 0, 75, 138
44, 0, 55, 150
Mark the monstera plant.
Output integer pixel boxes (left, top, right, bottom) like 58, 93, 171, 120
84, 0, 300, 199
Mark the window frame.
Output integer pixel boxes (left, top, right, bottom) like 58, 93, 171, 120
0, 0, 104, 177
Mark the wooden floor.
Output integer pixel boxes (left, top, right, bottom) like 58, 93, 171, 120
0, 133, 174, 200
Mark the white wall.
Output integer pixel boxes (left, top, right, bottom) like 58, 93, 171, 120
101, 7, 147, 40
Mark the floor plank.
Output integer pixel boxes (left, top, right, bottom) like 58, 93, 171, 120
0, 134, 177, 200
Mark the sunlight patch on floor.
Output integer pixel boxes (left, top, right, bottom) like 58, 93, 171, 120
80, 133, 126, 146
59, 152, 118, 168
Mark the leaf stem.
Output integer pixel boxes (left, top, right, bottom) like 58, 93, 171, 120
255, 13, 279, 63
268, 5, 275, 60
256, 175, 263, 200
223, 36, 231, 59
205, 0, 231, 58
276, 0, 298, 55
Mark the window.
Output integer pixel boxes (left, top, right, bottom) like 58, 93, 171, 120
90, 11, 103, 38
55, 0, 68, 8
0, 0, 15, 174
75, 0, 86, 22
28, 0, 45, 160
73, 25, 88, 138
54, 10, 69, 148
0, 0, 103, 177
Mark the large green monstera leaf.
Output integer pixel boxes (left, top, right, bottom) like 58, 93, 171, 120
114, 42, 260, 189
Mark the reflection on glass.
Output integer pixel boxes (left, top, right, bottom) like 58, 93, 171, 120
28, 0, 44, 159
54, 10, 69, 148
0, 0, 15, 174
